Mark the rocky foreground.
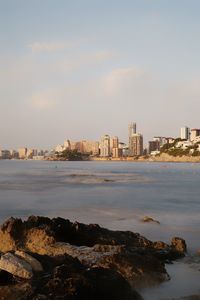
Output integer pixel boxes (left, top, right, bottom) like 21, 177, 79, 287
0, 216, 187, 300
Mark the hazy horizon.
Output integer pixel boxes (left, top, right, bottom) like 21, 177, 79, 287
1, 0, 200, 149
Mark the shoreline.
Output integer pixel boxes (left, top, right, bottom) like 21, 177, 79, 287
0, 216, 190, 300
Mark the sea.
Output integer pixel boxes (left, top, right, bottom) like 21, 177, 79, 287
0, 160, 200, 300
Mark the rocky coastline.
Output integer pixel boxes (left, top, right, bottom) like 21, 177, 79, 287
0, 216, 187, 300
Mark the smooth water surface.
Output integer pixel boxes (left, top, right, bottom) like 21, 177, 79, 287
0, 160, 200, 299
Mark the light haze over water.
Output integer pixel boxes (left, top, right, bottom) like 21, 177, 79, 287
0, 160, 200, 299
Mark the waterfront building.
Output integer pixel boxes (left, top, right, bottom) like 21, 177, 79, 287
181, 126, 190, 140
129, 134, 143, 156
81, 140, 99, 155
190, 129, 200, 141
64, 140, 71, 150
153, 137, 167, 147
128, 122, 137, 150
55, 144, 65, 153
10, 150, 19, 159
27, 149, 34, 159
148, 140, 160, 154
18, 148, 27, 159
100, 135, 110, 157
0, 150, 11, 159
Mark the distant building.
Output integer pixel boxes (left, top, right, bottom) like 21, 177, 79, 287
10, 150, 19, 159
55, 144, 65, 153
18, 148, 27, 159
100, 135, 110, 157
129, 134, 143, 156
27, 149, 34, 159
128, 122, 136, 136
128, 122, 136, 150
148, 140, 160, 154
63, 140, 71, 150
190, 129, 200, 141
0, 150, 11, 159
153, 137, 167, 147
181, 126, 190, 140
81, 140, 99, 155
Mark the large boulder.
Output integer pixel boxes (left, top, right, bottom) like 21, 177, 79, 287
0, 253, 33, 279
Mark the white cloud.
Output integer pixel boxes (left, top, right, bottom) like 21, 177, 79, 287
29, 42, 67, 53
28, 39, 86, 53
30, 90, 58, 110
104, 66, 149, 95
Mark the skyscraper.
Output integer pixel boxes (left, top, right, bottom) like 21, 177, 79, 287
128, 122, 136, 137
180, 127, 190, 140
128, 122, 136, 152
100, 135, 110, 157
129, 134, 143, 156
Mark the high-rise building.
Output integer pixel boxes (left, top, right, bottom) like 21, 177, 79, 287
18, 148, 27, 159
100, 135, 110, 157
128, 122, 137, 151
128, 122, 136, 137
81, 140, 99, 155
181, 127, 190, 140
129, 134, 143, 156
190, 129, 200, 141
110, 136, 121, 158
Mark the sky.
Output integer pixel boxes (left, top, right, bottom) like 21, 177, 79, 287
1, 0, 200, 149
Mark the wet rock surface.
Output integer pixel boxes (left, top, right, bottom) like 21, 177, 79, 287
0, 216, 187, 299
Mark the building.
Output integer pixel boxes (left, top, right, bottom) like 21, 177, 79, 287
148, 140, 160, 154
26, 149, 34, 159
153, 137, 167, 147
0, 150, 11, 159
128, 122, 136, 150
129, 134, 143, 156
81, 140, 99, 155
181, 127, 190, 140
18, 148, 27, 159
63, 140, 71, 150
100, 135, 110, 157
110, 136, 122, 158
55, 144, 65, 153
128, 122, 136, 137
190, 129, 200, 141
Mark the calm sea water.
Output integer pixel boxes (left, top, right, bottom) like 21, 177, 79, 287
0, 160, 200, 299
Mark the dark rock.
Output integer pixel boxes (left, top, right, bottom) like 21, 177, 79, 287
0, 216, 188, 299
141, 216, 160, 224
171, 237, 187, 253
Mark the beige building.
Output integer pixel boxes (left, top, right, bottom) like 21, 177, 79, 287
190, 129, 200, 141
81, 140, 99, 155
27, 149, 34, 159
100, 135, 110, 157
129, 134, 143, 156
18, 148, 27, 159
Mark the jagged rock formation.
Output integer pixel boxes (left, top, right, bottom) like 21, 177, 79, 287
0, 216, 187, 300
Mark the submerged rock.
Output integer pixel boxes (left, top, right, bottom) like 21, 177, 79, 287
141, 216, 160, 224
171, 237, 187, 253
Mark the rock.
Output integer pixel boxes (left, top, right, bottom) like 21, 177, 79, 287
171, 237, 187, 253
0, 215, 188, 299
141, 216, 160, 224
15, 251, 43, 272
0, 283, 32, 300
0, 253, 33, 279
43, 264, 142, 300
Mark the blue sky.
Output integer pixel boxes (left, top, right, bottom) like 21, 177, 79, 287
1, 0, 200, 148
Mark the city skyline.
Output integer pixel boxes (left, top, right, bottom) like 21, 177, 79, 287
1, 1, 200, 148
